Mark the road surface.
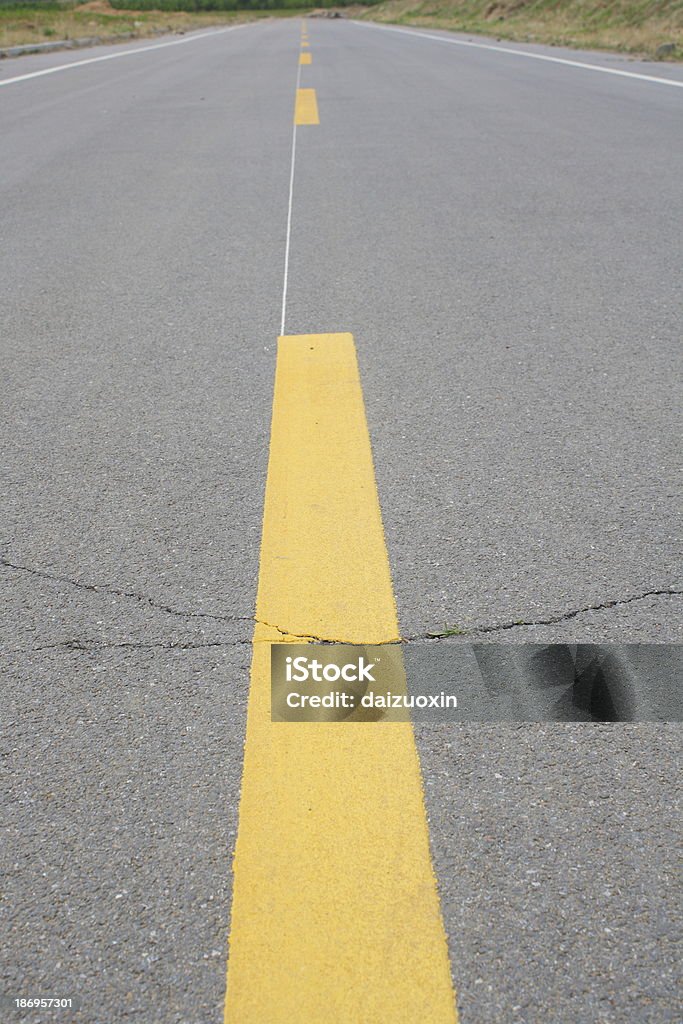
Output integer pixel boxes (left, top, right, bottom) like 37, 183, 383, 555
1, 17, 681, 1024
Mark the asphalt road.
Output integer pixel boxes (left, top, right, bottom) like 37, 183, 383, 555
1, 17, 681, 1024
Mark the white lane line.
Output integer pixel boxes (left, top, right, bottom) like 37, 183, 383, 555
0, 24, 251, 88
353, 21, 683, 90
280, 57, 303, 337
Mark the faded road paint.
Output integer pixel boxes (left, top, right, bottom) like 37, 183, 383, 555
295, 87, 318, 124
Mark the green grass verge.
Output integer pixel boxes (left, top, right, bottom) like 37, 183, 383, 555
362, 0, 683, 60
0, 2, 303, 47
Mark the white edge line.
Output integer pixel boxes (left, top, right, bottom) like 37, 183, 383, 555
352, 20, 683, 89
0, 23, 252, 87
280, 57, 303, 337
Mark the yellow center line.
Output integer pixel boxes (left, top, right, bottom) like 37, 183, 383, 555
294, 87, 319, 125
224, 334, 458, 1023
300, 51, 312, 65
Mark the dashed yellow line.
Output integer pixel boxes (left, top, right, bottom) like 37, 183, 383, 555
223, 334, 458, 1023
295, 87, 319, 125
300, 51, 312, 65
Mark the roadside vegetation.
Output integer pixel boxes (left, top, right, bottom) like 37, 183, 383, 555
1, 0, 679, 59
361, 0, 682, 60
0, 0, 305, 49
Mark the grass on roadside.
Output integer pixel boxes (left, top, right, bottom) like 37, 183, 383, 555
0, 1, 295, 49
427, 625, 467, 638
361, 0, 683, 60
2, 0, 680, 63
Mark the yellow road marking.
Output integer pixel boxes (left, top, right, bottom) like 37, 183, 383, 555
224, 334, 458, 1023
294, 87, 319, 125
300, 51, 312, 65
301, 39, 310, 48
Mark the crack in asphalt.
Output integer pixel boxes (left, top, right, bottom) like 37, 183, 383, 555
2, 557, 679, 655
414, 586, 683, 640
1, 622, 349, 655
253, 620, 402, 645
12, 638, 252, 654
1, 556, 252, 624
254, 619, 320, 642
